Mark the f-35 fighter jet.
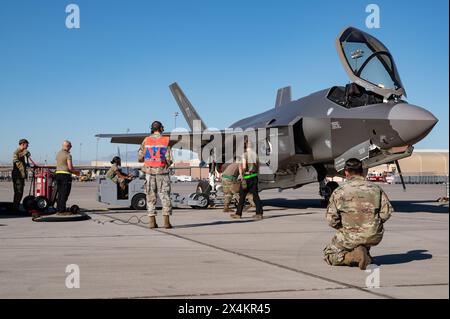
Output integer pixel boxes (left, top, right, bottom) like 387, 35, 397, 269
97, 27, 438, 198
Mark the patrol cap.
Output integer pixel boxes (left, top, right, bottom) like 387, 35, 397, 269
344, 158, 363, 173
151, 121, 164, 133
18, 139, 29, 145
111, 156, 121, 165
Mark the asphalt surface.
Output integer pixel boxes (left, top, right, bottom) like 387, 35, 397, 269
0, 181, 448, 299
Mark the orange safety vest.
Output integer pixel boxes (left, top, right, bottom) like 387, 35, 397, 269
143, 135, 170, 168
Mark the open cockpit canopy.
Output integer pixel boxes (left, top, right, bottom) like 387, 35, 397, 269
336, 27, 406, 99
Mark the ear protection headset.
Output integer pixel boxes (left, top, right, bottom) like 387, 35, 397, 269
151, 121, 164, 133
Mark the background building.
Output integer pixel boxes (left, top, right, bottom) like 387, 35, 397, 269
369, 150, 449, 184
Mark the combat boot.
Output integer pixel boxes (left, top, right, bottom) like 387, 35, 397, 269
163, 215, 172, 229
149, 216, 158, 229
344, 246, 370, 270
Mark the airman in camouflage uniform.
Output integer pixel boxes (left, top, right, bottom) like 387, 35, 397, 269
12, 139, 31, 211
222, 163, 240, 212
106, 156, 132, 192
323, 158, 393, 270
139, 121, 173, 229
222, 162, 255, 212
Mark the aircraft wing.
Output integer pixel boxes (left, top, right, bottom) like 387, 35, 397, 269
96, 130, 224, 154
96, 82, 272, 158
96, 128, 264, 158
96, 133, 150, 145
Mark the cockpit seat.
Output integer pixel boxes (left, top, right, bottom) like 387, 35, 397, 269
345, 82, 383, 108
345, 83, 366, 107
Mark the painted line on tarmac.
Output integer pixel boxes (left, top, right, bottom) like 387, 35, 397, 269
99, 213, 395, 299
391, 283, 448, 288
113, 286, 355, 299
116, 283, 450, 299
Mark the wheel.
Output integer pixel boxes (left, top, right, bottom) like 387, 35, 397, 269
188, 193, 197, 200
326, 181, 339, 194
322, 181, 340, 205
191, 193, 209, 209
35, 196, 49, 211
22, 195, 36, 211
196, 180, 212, 196
70, 205, 80, 214
131, 194, 147, 210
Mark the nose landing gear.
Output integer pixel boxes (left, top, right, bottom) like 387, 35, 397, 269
319, 180, 340, 206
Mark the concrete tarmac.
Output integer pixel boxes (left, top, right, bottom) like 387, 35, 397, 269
0, 181, 448, 299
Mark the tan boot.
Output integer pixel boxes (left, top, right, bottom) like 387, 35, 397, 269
149, 216, 158, 229
343, 250, 357, 267
223, 206, 233, 213
344, 246, 370, 270
163, 215, 172, 229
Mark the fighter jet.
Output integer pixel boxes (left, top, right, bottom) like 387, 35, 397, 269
97, 27, 438, 199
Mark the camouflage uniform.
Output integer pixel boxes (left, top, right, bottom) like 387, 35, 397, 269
139, 133, 173, 216
323, 176, 393, 266
222, 163, 240, 208
235, 149, 263, 216
222, 163, 255, 209
12, 148, 29, 210
106, 163, 127, 190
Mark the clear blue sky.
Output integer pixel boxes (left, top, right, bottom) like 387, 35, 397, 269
0, 0, 448, 164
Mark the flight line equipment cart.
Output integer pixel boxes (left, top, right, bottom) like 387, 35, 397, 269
21, 162, 81, 215
97, 176, 218, 210
22, 165, 57, 211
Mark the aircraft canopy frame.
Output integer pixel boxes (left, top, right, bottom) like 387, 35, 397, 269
336, 26, 406, 99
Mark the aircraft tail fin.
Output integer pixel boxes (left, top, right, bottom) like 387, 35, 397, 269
169, 82, 207, 131
275, 86, 292, 108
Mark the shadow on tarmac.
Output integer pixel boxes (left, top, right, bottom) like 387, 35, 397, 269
0, 202, 29, 219
263, 198, 449, 214
173, 212, 316, 229
174, 219, 255, 229
373, 249, 433, 265
262, 198, 325, 209
391, 201, 449, 214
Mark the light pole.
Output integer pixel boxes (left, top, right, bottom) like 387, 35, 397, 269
125, 128, 130, 169
174, 112, 179, 129
96, 137, 99, 168
94, 137, 100, 179
79, 142, 83, 165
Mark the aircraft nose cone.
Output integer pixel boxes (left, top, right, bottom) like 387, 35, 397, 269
389, 103, 438, 145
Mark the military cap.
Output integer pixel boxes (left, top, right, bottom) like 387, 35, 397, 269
18, 139, 29, 145
344, 158, 363, 173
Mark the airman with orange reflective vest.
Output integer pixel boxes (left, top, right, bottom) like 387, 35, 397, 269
138, 121, 173, 229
